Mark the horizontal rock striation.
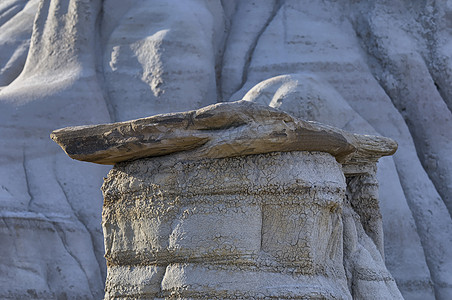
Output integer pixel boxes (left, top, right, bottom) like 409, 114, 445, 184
102, 151, 349, 299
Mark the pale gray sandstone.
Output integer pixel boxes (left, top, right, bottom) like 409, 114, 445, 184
2, 0, 452, 299
51, 100, 401, 299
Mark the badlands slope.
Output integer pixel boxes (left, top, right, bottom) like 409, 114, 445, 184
0, 0, 451, 299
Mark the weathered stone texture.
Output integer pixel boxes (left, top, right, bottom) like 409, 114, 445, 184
3, 1, 452, 299
49, 101, 401, 299
51, 100, 396, 166
99, 153, 403, 298
102, 151, 349, 299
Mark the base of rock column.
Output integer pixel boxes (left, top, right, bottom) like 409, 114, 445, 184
101, 151, 351, 299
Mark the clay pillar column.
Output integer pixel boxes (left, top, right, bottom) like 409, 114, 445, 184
51, 101, 399, 299
101, 151, 348, 299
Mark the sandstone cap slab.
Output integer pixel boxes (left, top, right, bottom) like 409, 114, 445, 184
51, 100, 397, 165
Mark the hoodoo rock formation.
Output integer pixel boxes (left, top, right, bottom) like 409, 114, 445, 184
2, 0, 452, 299
52, 101, 401, 299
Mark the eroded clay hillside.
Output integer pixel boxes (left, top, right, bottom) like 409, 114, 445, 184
1, 0, 451, 299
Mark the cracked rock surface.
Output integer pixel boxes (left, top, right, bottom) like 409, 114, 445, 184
99, 150, 400, 299
1, 0, 452, 299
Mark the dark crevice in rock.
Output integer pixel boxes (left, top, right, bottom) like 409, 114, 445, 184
95, 0, 115, 123
51, 221, 95, 299
214, 1, 236, 103
22, 148, 34, 211
236, 0, 284, 95
55, 174, 106, 282
0, 0, 27, 28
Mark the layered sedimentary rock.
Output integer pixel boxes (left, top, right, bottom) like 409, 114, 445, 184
2, 0, 452, 299
52, 101, 401, 299
102, 151, 351, 299
51, 100, 399, 165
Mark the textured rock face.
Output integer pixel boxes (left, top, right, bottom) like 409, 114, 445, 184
2, 0, 452, 299
102, 152, 351, 299
51, 100, 398, 165
52, 101, 401, 299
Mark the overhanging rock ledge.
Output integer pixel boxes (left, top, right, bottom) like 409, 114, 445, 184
51, 100, 396, 165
